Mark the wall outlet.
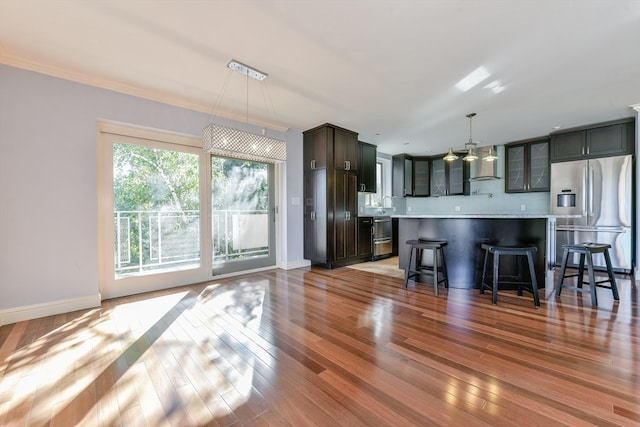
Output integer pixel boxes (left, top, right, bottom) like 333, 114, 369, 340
407, 206, 412, 212
359, 206, 364, 213
393, 206, 396, 212
454, 205, 461, 212
521, 204, 527, 211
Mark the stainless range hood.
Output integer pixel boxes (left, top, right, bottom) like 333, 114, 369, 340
469, 145, 501, 180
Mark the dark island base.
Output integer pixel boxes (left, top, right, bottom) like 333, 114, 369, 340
398, 218, 547, 289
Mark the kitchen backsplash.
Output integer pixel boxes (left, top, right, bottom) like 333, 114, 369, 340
358, 178, 550, 216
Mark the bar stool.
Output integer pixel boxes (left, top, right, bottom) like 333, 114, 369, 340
480, 244, 540, 307
404, 239, 449, 295
555, 242, 619, 306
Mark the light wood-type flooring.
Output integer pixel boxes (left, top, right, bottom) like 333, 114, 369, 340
1, 262, 639, 426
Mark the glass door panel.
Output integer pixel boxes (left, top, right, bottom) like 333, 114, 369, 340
113, 143, 201, 277
211, 156, 275, 275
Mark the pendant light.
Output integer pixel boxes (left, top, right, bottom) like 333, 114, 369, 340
462, 113, 478, 162
443, 147, 458, 161
484, 145, 498, 161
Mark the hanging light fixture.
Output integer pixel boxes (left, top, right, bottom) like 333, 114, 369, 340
484, 145, 498, 161
443, 147, 459, 161
202, 60, 286, 163
462, 113, 478, 162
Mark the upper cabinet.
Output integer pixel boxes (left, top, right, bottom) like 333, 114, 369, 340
505, 137, 550, 193
550, 118, 634, 162
358, 141, 377, 192
334, 127, 359, 171
412, 157, 430, 197
431, 157, 470, 196
392, 154, 413, 197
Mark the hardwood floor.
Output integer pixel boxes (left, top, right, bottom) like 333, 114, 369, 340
1, 265, 639, 426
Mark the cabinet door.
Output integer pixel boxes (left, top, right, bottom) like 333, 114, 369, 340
303, 126, 329, 171
505, 144, 526, 192
358, 142, 377, 192
392, 154, 413, 196
430, 158, 446, 196
447, 158, 467, 195
358, 217, 373, 257
587, 123, 631, 157
413, 158, 430, 196
303, 170, 327, 262
550, 131, 585, 162
334, 171, 358, 262
334, 128, 359, 171
528, 141, 549, 191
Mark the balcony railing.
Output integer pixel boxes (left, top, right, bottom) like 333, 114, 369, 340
114, 209, 268, 276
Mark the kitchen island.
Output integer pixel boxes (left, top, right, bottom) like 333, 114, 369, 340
395, 214, 570, 289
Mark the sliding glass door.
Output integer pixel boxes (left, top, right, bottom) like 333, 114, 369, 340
98, 124, 279, 299
211, 156, 276, 275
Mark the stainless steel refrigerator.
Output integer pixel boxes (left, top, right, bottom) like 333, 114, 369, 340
550, 155, 633, 273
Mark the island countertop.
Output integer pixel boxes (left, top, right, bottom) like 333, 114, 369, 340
396, 215, 564, 290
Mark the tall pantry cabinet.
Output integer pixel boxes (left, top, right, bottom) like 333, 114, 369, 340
304, 124, 359, 268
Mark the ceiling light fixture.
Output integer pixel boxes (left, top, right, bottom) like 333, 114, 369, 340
202, 59, 286, 163
484, 145, 498, 161
443, 147, 458, 161
462, 113, 479, 162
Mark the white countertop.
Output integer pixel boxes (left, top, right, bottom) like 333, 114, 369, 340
392, 214, 580, 219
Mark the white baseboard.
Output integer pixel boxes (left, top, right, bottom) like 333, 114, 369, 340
280, 259, 311, 270
0, 294, 102, 327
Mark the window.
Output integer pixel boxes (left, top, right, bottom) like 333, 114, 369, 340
365, 160, 387, 206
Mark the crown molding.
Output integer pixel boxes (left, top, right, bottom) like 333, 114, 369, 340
0, 53, 290, 132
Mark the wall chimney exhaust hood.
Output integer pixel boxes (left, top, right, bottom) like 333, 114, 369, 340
469, 146, 502, 180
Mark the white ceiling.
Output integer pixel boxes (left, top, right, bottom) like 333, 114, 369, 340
1, 0, 639, 156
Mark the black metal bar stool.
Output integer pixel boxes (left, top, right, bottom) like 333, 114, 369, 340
404, 239, 449, 295
480, 244, 540, 307
555, 242, 619, 306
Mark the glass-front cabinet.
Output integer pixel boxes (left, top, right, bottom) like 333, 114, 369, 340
505, 137, 549, 193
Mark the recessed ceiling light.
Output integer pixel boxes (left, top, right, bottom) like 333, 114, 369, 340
552, 125, 562, 130
403, 142, 410, 145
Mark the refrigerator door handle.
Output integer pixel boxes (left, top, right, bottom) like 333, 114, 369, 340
582, 165, 588, 216
588, 165, 594, 217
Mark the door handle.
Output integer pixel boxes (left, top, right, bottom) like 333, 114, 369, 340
310, 160, 316, 170
310, 211, 316, 221
345, 211, 351, 220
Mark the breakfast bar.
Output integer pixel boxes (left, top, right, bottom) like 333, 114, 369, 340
395, 214, 563, 289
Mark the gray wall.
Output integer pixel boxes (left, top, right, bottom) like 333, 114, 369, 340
0, 64, 304, 312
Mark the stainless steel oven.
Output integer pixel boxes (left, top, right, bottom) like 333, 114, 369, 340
373, 216, 392, 260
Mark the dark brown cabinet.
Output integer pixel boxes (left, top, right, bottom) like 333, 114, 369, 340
303, 123, 362, 268
505, 137, 550, 193
392, 154, 413, 197
550, 118, 634, 162
358, 217, 374, 258
334, 127, 359, 171
358, 141, 377, 192
413, 157, 430, 197
304, 169, 327, 262
430, 157, 470, 196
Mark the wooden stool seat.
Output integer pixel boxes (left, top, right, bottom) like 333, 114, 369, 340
555, 242, 619, 306
481, 244, 540, 307
404, 239, 449, 295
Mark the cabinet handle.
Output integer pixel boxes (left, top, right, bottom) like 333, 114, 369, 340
344, 160, 351, 171
346, 211, 351, 220
311, 211, 316, 221
310, 160, 316, 170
